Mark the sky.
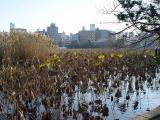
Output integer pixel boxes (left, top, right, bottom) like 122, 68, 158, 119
0, 0, 126, 34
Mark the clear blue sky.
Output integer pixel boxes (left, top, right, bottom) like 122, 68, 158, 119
0, 0, 125, 34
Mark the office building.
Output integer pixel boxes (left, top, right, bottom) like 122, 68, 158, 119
90, 24, 95, 31
46, 23, 60, 43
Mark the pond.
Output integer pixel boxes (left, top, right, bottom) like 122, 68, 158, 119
58, 72, 160, 120
0, 69, 160, 120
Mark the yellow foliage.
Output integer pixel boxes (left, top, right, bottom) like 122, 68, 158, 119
118, 52, 123, 58
95, 61, 101, 66
110, 53, 114, 58
39, 60, 52, 69
53, 54, 61, 63
98, 53, 105, 60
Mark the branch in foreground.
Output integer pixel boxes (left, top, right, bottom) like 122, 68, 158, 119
111, 24, 135, 35
139, 36, 160, 48
119, 33, 155, 48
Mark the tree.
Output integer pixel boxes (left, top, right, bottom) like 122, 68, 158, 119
102, 0, 160, 47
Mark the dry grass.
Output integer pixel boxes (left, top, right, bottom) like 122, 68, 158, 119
0, 31, 57, 101
0, 32, 56, 64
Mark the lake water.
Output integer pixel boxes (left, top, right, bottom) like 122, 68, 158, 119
60, 72, 160, 120
0, 71, 160, 120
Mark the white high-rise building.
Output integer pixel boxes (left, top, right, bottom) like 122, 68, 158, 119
10, 22, 15, 30
90, 24, 95, 31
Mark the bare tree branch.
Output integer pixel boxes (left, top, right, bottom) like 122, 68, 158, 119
111, 24, 135, 35
139, 36, 160, 48
119, 33, 155, 48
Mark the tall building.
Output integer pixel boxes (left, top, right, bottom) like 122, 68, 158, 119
95, 29, 115, 47
78, 30, 96, 44
90, 24, 95, 31
46, 23, 60, 44
78, 27, 115, 48
60, 32, 70, 47
96, 29, 112, 41
82, 26, 86, 31
10, 22, 15, 30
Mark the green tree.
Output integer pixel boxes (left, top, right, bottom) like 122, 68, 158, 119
103, 0, 160, 47
117, 0, 160, 34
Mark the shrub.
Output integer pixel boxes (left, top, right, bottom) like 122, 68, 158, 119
0, 32, 57, 64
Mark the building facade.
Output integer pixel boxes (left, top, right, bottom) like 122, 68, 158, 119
46, 23, 60, 44
90, 24, 96, 31
69, 33, 79, 41
10, 22, 27, 32
78, 30, 96, 44
78, 28, 115, 48
59, 32, 71, 47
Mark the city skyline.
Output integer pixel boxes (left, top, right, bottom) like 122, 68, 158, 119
0, 0, 126, 34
